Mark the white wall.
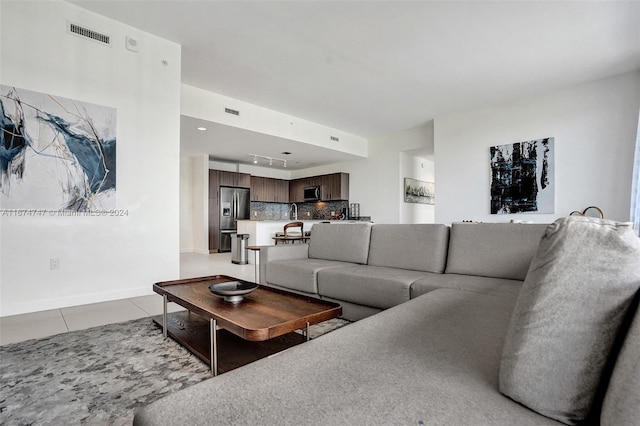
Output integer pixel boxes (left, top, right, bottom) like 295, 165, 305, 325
434, 71, 640, 225
0, 1, 182, 316
192, 156, 210, 254
400, 153, 435, 224
191, 155, 209, 254
179, 155, 209, 254
179, 157, 194, 252
292, 123, 434, 224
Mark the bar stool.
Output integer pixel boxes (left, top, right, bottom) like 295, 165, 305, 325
274, 221, 305, 244
284, 221, 303, 239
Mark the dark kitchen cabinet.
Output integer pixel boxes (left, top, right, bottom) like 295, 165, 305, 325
250, 176, 267, 201
321, 172, 349, 201
217, 170, 250, 188
209, 170, 251, 252
251, 176, 289, 202
273, 179, 290, 202
289, 173, 349, 202
306, 176, 323, 186
289, 178, 307, 202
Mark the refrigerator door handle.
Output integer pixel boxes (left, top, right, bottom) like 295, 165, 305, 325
234, 191, 238, 222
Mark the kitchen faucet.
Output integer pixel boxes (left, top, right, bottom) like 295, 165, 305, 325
289, 203, 298, 220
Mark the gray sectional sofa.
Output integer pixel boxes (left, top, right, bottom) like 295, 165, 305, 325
260, 221, 548, 320
134, 217, 640, 426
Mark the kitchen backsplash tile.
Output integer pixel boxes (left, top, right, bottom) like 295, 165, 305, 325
251, 201, 349, 221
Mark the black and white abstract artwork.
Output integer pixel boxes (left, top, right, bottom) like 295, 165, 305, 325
0, 85, 116, 211
490, 137, 554, 214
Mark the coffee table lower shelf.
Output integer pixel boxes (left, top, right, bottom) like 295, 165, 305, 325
152, 311, 306, 375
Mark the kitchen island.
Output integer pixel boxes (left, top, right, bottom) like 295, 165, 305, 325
237, 219, 370, 264
237, 220, 319, 251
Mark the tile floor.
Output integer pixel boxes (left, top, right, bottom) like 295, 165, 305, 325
0, 252, 256, 346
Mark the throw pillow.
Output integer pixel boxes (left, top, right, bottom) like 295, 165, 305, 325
600, 295, 640, 426
499, 216, 640, 425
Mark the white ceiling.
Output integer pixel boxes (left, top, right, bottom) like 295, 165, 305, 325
71, 0, 640, 170
181, 116, 366, 169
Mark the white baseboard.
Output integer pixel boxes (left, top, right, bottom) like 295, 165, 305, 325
180, 248, 211, 254
0, 286, 155, 317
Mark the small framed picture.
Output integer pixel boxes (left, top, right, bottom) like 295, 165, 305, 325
404, 178, 434, 205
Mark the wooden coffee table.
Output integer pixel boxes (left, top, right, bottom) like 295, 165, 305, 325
152, 275, 341, 376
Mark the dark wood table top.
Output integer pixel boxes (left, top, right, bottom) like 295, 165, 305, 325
153, 275, 341, 341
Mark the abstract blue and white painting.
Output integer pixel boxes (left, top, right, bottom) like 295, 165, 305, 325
0, 85, 116, 211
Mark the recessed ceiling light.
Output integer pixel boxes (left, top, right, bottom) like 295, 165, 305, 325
197, 127, 207, 131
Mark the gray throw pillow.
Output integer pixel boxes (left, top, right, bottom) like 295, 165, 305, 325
600, 300, 640, 426
499, 216, 640, 425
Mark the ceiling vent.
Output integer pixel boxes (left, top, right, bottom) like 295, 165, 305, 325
330, 136, 340, 142
67, 21, 111, 46
225, 107, 240, 116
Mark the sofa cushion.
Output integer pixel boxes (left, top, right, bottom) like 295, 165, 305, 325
133, 289, 560, 426
317, 265, 427, 309
308, 223, 372, 264
259, 243, 310, 286
266, 258, 353, 294
367, 224, 449, 272
601, 298, 640, 426
410, 273, 523, 299
445, 222, 548, 280
499, 216, 640, 425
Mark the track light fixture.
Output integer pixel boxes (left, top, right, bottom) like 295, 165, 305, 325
248, 153, 288, 168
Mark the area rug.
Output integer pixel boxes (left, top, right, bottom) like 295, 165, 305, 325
0, 316, 349, 426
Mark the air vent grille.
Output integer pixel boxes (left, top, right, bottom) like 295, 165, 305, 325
330, 136, 340, 142
225, 108, 240, 116
68, 22, 111, 46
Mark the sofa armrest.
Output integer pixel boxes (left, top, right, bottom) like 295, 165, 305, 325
258, 244, 309, 285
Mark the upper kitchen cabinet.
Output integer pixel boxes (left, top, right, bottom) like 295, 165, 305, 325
251, 176, 289, 202
273, 179, 290, 203
288, 178, 306, 202
250, 176, 265, 201
289, 173, 349, 202
321, 172, 349, 201
216, 170, 251, 188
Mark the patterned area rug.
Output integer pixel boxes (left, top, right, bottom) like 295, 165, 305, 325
0, 316, 349, 425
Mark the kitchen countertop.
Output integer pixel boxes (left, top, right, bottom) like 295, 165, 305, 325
240, 219, 371, 222
237, 219, 372, 262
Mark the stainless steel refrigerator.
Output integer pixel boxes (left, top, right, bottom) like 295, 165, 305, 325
219, 186, 250, 252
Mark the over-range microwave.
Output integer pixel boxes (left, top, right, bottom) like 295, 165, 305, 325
303, 186, 322, 201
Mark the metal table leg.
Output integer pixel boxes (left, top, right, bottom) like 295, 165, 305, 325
254, 250, 259, 283
247, 246, 261, 284
305, 321, 310, 341
163, 294, 168, 339
210, 318, 218, 376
